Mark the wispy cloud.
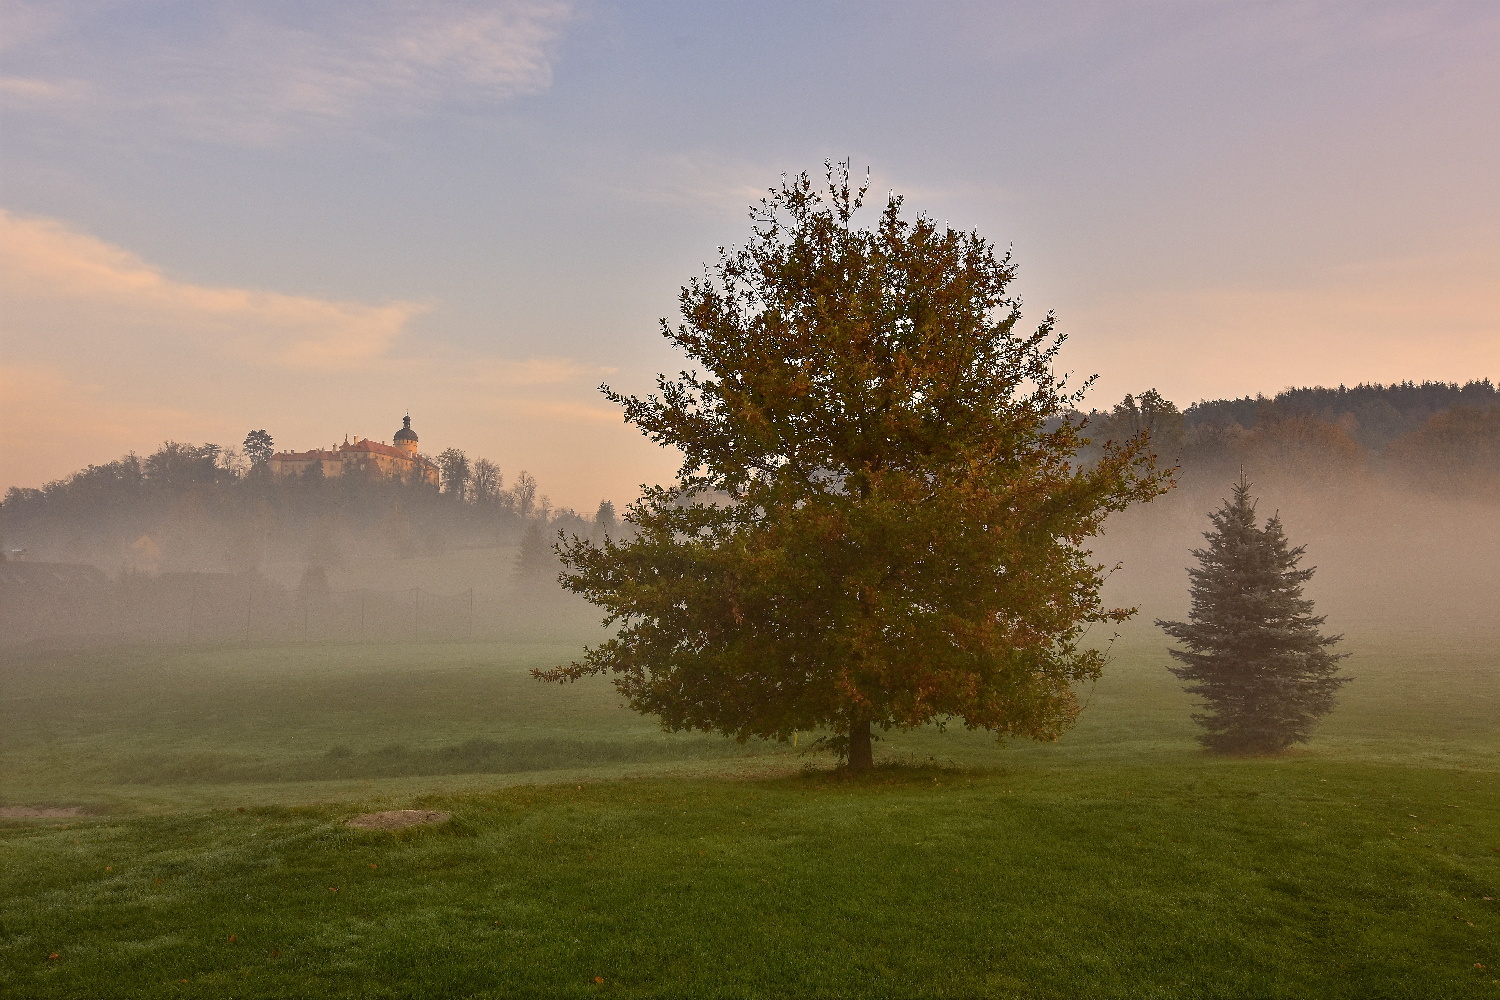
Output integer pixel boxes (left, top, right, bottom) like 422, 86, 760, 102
0, 209, 425, 369
0, 209, 662, 501
457, 356, 607, 388
0, 0, 572, 143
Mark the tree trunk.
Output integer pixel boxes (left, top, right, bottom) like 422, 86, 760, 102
847, 717, 874, 773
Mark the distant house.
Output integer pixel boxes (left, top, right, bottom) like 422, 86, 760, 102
269, 415, 439, 486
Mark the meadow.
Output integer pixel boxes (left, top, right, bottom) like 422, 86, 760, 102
2, 625, 1498, 997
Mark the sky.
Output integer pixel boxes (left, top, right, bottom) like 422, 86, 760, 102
3, 0, 1498, 510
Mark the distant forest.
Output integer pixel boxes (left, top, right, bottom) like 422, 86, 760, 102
0, 436, 614, 582
1077, 379, 1499, 493
2, 379, 1497, 578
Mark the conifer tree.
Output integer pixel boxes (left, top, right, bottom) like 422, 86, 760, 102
513, 519, 557, 592
1157, 479, 1349, 753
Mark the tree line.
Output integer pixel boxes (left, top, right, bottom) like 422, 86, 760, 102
0, 436, 617, 583
1076, 381, 1500, 494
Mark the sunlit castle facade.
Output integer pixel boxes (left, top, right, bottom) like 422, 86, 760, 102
269, 415, 439, 485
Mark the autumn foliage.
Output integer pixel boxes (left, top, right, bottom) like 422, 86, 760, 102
537, 164, 1170, 769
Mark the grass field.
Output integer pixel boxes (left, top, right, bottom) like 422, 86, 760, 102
3, 627, 1498, 997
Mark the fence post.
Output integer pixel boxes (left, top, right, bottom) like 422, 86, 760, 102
468, 588, 474, 640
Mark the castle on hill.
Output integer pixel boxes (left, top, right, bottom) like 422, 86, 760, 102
268, 415, 439, 485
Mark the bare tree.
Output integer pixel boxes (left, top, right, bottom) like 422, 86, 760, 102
471, 458, 503, 503
217, 446, 249, 478
512, 471, 537, 519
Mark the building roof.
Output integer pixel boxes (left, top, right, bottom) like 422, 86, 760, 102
393, 415, 418, 443
272, 449, 339, 462
342, 438, 409, 460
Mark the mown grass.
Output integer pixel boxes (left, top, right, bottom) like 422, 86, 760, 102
4, 763, 1498, 998
0, 640, 782, 809
2, 629, 1499, 996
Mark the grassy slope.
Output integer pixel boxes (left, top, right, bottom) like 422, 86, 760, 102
2, 630, 1499, 997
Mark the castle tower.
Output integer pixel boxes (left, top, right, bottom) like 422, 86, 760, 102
393, 414, 419, 456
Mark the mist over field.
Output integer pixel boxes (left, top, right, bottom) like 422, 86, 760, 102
6, 3, 1500, 994
1083, 382, 1500, 643
3, 380, 1497, 651
1098, 469, 1500, 642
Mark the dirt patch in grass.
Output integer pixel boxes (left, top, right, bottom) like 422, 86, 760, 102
345, 809, 451, 830
0, 806, 84, 818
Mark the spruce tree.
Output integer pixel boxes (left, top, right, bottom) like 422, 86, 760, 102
1157, 479, 1350, 753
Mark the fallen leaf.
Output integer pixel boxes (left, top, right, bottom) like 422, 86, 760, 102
369, 864, 378, 869
228, 935, 236, 943
47, 953, 59, 960
594, 977, 605, 983
329, 887, 338, 892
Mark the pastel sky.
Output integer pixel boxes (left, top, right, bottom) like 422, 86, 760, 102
3, 1, 1498, 510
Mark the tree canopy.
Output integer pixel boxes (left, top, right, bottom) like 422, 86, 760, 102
538, 164, 1171, 770
243, 429, 274, 468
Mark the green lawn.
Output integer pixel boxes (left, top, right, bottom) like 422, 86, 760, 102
2, 629, 1498, 997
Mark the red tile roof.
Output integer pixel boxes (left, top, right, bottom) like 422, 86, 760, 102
342, 438, 409, 460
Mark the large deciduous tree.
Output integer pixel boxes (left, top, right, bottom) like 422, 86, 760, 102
1157, 479, 1350, 753
436, 448, 471, 500
537, 164, 1171, 770
242, 429, 274, 470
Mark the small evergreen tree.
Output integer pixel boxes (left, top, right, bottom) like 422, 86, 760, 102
593, 500, 617, 540
1157, 479, 1350, 753
513, 519, 558, 592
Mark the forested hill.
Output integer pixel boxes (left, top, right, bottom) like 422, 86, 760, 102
1182, 379, 1498, 450
3, 378, 1497, 575
1078, 379, 1499, 494
0, 441, 614, 581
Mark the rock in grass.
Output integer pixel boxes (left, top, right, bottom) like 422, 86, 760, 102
345, 810, 450, 830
